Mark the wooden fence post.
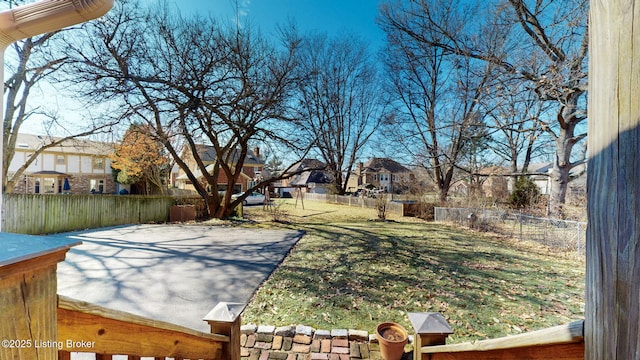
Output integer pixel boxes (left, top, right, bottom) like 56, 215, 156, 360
204, 302, 245, 360
0, 233, 79, 360
587, 1, 640, 358
408, 312, 453, 360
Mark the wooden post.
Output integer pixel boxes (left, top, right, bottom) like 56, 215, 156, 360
204, 302, 245, 360
294, 187, 305, 209
0, 233, 79, 360
587, 1, 640, 358
408, 312, 453, 360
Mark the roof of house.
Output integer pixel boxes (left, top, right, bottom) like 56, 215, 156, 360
176, 163, 254, 180
289, 171, 333, 186
476, 166, 510, 176
286, 159, 333, 186
528, 162, 553, 174
525, 162, 587, 177
286, 159, 326, 173
193, 145, 264, 166
14, 133, 113, 155
361, 158, 410, 173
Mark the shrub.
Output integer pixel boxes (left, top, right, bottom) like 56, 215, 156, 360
376, 197, 388, 221
267, 201, 289, 223
415, 202, 436, 221
509, 177, 541, 208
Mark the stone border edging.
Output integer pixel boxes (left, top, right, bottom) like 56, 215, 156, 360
240, 324, 414, 360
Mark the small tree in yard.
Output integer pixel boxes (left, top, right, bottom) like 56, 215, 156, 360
509, 177, 540, 209
267, 201, 289, 223
376, 196, 389, 221
110, 124, 170, 195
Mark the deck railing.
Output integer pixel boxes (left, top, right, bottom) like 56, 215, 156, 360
57, 296, 231, 360
411, 314, 584, 360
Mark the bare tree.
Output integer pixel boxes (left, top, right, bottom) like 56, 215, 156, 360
482, 78, 551, 174
379, 0, 588, 216
379, 0, 499, 202
65, 1, 305, 218
293, 33, 385, 194
2, 30, 118, 193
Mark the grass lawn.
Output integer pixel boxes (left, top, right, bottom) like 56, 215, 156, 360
238, 199, 585, 343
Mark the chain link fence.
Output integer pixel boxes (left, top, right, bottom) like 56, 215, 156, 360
434, 207, 586, 257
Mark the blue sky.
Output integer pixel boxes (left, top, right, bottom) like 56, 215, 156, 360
165, 0, 386, 50
10, 0, 387, 136
0, 1, 387, 50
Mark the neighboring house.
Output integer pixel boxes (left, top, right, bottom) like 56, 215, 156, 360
450, 162, 587, 200
347, 158, 414, 194
451, 166, 510, 199
175, 146, 265, 194
9, 133, 116, 194
519, 163, 553, 195
276, 159, 333, 196
516, 162, 587, 197
482, 170, 510, 198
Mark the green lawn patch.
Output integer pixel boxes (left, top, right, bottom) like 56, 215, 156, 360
240, 200, 585, 343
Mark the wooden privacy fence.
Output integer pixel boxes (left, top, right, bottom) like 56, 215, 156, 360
3, 194, 175, 234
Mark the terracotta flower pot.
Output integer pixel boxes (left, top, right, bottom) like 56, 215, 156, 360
376, 322, 409, 360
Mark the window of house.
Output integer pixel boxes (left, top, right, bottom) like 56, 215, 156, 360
56, 154, 65, 165
93, 157, 104, 170
392, 174, 397, 181
374, 174, 378, 181
43, 178, 55, 193
90, 179, 104, 193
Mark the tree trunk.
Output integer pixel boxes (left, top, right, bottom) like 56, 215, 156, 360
586, 1, 640, 358
548, 163, 569, 217
548, 105, 582, 218
437, 185, 448, 203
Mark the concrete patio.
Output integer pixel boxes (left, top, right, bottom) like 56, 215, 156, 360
55, 224, 303, 332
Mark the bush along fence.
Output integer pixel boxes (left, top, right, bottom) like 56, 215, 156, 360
434, 207, 587, 257
3, 193, 176, 235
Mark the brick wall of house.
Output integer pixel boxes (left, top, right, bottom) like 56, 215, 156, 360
71, 175, 116, 194
11, 174, 27, 194
9, 174, 116, 194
